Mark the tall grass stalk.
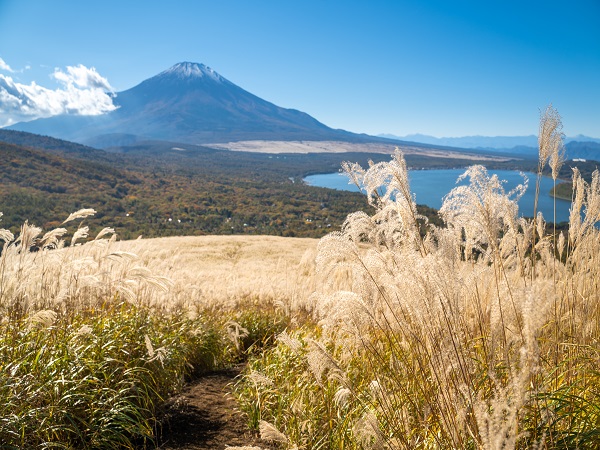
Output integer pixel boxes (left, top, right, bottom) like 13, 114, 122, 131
237, 107, 600, 449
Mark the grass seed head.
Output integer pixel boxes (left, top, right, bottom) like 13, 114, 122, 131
259, 420, 288, 443
62, 208, 97, 224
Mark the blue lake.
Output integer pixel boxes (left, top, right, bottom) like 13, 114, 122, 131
305, 169, 572, 223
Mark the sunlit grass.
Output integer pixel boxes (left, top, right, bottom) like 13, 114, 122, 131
0, 214, 310, 448
0, 304, 229, 448
235, 107, 600, 449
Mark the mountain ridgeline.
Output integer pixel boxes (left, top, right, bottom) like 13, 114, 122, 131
380, 133, 600, 161
7, 62, 367, 147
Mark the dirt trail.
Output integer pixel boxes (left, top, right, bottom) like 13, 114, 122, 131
157, 365, 275, 450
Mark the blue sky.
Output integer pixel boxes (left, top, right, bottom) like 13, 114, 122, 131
0, 0, 598, 137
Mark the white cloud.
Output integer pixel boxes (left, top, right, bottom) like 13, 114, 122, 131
0, 57, 14, 72
52, 64, 114, 91
0, 62, 117, 127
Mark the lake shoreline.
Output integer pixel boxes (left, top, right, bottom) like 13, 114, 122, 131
305, 168, 572, 223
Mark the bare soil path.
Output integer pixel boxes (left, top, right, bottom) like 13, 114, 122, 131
157, 364, 275, 450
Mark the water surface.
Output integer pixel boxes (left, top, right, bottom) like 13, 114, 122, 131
305, 169, 572, 223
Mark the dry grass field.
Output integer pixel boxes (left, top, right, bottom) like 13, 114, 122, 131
112, 234, 321, 311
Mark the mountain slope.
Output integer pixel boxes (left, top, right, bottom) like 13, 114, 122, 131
0, 137, 143, 230
7, 62, 361, 146
0, 130, 379, 239
564, 141, 600, 161
0, 129, 110, 161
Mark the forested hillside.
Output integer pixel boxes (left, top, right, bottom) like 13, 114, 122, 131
1, 130, 541, 239
0, 139, 372, 239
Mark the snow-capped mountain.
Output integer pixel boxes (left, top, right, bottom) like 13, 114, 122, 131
158, 62, 226, 82
7, 62, 359, 146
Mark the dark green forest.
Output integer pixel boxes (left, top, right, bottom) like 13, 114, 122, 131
1, 130, 588, 240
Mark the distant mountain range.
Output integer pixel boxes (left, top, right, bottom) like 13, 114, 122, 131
379, 133, 600, 149
378, 134, 600, 161
379, 133, 600, 161
6, 62, 376, 147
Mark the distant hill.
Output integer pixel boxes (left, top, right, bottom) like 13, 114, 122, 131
564, 141, 600, 161
379, 133, 540, 150
0, 129, 110, 161
6, 62, 376, 147
380, 133, 600, 149
379, 133, 600, 161
0, 137, 144, 229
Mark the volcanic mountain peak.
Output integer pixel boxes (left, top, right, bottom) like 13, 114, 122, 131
157, 62, 225, 83
6, 61, 363, 145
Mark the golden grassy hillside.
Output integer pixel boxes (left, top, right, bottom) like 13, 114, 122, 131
0, 212, 324, 448
113, 234, 321, 310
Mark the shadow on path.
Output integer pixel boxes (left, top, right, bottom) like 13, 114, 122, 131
157, 365, 275, 450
